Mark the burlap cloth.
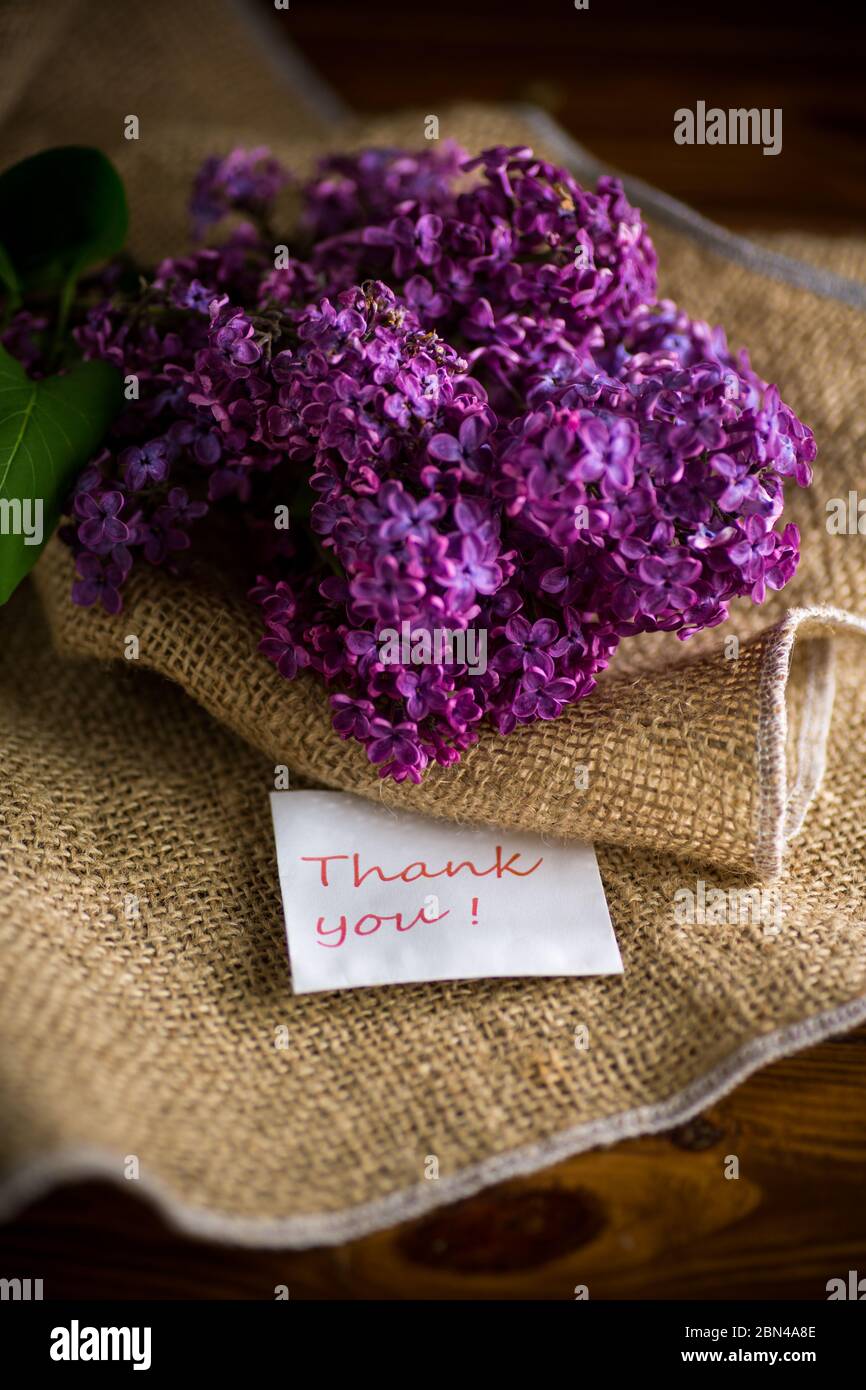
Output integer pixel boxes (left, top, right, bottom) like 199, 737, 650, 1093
1, 0, 865, 1245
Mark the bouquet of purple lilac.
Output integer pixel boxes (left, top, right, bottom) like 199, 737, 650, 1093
32, 144, 816, 782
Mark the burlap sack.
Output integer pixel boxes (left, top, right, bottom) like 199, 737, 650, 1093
1, 0, 865, 1245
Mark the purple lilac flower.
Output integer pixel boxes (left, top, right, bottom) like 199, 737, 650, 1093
119, 437, 175, 491
191, 146, 288, 238
2, 309, 49, 376
53, 142, 815, 781
74, 489, 129, 551
71, 553, 125, 614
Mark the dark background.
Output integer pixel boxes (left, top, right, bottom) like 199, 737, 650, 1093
2, 0, 865, 1301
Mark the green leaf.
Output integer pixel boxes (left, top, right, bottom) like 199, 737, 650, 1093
0, 345, 122, 604
0, 240, 20, 306
0, 146, 127, 296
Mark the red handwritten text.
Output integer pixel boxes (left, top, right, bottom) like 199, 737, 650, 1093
316, 901, 451, 948
300, 845, 544, 889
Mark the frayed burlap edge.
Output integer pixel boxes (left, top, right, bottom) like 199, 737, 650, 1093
1, 995, 865, 1248
755, 607, 866, 877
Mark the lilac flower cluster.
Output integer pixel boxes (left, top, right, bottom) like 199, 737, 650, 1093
42, 143, 814, 780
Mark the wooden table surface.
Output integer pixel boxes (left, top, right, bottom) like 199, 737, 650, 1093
1, 0, 864, 1300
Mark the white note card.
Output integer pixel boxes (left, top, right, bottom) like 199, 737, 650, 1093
270, 792, 622, 994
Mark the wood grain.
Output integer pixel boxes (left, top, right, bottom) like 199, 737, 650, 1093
2, 1026, 864, 1298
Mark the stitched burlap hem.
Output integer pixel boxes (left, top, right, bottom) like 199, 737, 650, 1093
1, 0, 865, 1245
